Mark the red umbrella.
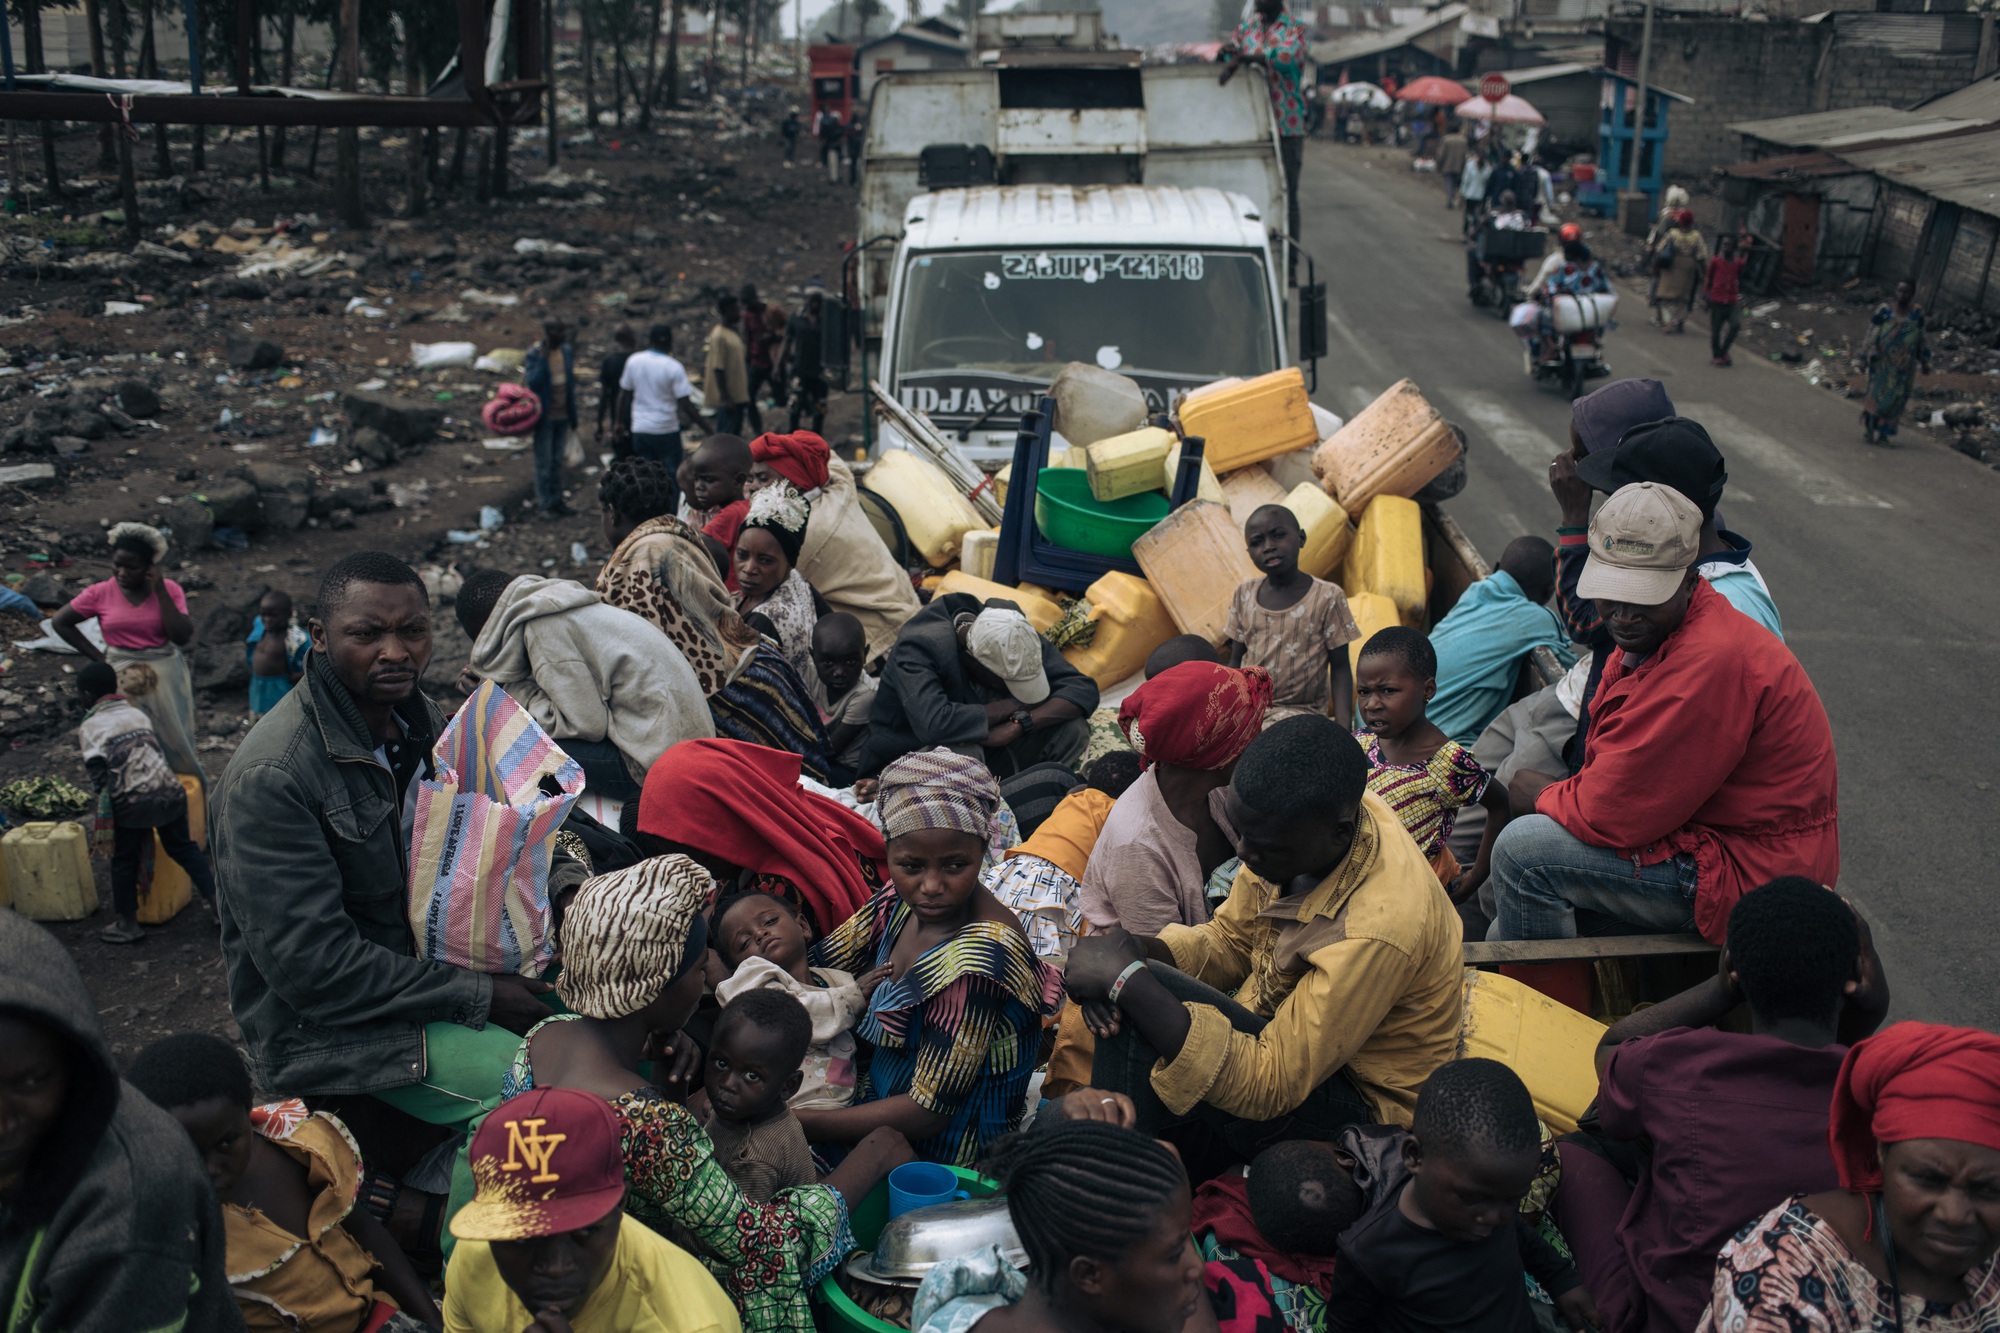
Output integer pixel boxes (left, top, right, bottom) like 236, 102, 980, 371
1396, 75, 1471, 106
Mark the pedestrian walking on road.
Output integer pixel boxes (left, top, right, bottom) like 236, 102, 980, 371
619, 322, 708, 492
787, 290, 830, 435
1704, 232, 1747, 366
816, 107, 843, 180
1651, 210, 1707, 334
704, 294, 752, 438
781, 108, 801, 163
596, 324, 636, 454
1222, 0, 1311, 279
741, 283, 775, 435
524, 316, 579, 516
1435, 125, 1468, 208
844, 115, 864, 186
1861, 279, 1930, 446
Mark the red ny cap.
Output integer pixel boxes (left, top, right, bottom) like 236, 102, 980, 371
449, 1087, 627, 1242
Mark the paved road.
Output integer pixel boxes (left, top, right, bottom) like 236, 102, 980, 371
1299, 141, 2000, 1031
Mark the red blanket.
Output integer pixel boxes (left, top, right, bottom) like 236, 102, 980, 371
1539, 580, 1839, 941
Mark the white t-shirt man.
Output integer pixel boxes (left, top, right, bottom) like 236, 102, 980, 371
620, 347, 695, 435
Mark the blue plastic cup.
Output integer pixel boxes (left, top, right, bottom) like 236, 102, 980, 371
887, 1161, 970, 1217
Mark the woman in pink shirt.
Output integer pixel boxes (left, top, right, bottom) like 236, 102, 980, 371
51, 523, 203, 785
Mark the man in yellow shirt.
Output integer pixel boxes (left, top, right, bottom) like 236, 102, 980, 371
445, 1086, 742, 1333
1066, 714, 1463, 1160
703, 294, 751, 437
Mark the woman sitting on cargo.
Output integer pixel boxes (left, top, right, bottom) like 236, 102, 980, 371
742, 429, 923, 665
803, 750, 1063, 1168
594, 456, 841, 783
734, 480, 828, 695
1698, 1021, 2000, 1333
1078, 661, 1268, 937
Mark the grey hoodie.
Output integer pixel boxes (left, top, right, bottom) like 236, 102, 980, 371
466, 575, 714, 781
0, 910, 243, 1332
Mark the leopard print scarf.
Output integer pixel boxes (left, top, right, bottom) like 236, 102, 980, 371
596, 515, 762, 697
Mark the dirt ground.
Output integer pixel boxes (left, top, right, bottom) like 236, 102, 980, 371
0, 86, 865, 1065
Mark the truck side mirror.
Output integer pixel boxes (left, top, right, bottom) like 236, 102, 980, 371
1298, 280, 1328, 364
822, 297, 852, 391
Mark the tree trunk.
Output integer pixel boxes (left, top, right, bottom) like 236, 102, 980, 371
615, 44, 641, 126
738, 0, 749, 88
404, 35, 425, 216
494, 123, 509, 196
665, 0, 681, 106
252, 16, 269, 190
448, 124, 468, 187
116, 119, 140, 238
139, 0, 171, 176
108, 0, 129, 76
611, 27, 626, 127
545, 0, 558, 165
272, 9, 296, 170
582, 0, 597, 128
83, 0, 115, 167
306, 45, 337, 178
21, 2, 62, 198
637, 0, 664, 130
334, 0, 364, 225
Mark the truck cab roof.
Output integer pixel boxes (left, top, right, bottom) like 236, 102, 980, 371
901, 184, 1270, 254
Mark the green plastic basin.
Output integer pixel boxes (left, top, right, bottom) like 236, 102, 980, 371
813, 1166, 1002, 1333
1032, 467, 1169, 560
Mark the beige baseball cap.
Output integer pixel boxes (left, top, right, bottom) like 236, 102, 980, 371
1577, 481, 1702, 606
966, 605, 1050, 705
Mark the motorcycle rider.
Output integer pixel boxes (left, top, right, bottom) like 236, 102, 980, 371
1467, 189, 1532, 302
1525, 225, 1612, 366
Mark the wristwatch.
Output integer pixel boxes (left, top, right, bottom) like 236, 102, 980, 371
1011, 709, 1035, 734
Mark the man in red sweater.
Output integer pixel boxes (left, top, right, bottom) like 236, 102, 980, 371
1490, 482, 1839, 943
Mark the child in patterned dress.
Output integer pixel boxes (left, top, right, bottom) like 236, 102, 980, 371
1227, 504, 1362, 728
1352, 626, 1511, 904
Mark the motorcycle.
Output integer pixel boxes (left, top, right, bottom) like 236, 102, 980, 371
1469, 224, 1546, 320
1522, 291, 1619, 400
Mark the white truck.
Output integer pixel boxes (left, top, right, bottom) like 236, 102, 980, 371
837, 59, 1327, 463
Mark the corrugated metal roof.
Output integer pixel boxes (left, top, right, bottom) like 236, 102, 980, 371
1839, 127, 2000, 218
1310, 4, 1468, 65
1728, 105, 1982, 148
1719, 151, 1860, 181
1916, 73, 2000, 124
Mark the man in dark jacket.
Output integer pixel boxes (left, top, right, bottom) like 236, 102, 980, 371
210, 551, 564, 1246
0, 910, 243, 1332
862, 592, 1099, 777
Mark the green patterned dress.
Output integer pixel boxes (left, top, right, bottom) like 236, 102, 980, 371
505, 1016, 852, 1332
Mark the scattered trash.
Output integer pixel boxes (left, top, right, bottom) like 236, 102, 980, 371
482, 436, 528, 451
355, 378, 388, 392
307, 426, 339, 447
445, 529, 487, 544
474, 349, 526, 374
212, 526, 249, 551
103, 301, 145, 316
0, 462, 56, 487
1750, 301, 1782, 318
460, 288, 520, 307
513, 239, 589, 256
387, 480, 431, 508
307, 390, 337, 402
570, 542, 589, 565
479, 505, 505, 531
217, 408, 235, 427
412, 341, 477, 370
345, 296, 389, 318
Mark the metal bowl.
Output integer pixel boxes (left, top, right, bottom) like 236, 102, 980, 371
862, 1196, 1028, 1281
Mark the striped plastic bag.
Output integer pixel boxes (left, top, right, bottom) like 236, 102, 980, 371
406, 681, 582, 977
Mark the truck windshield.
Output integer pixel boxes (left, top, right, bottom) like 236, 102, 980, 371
893, 248, 1277, 390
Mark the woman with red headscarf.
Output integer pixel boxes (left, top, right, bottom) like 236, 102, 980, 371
1076, 662, 1273, 937
1699, 1021, 2000, 1332
745, 431, 921, 664
634, 737, 886, 936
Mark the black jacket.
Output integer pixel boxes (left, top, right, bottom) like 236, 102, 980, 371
0, 911, 244, 1332
861, 592, 1099, 775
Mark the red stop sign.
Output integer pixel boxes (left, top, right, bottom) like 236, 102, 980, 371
1480, 73, 1511, 102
